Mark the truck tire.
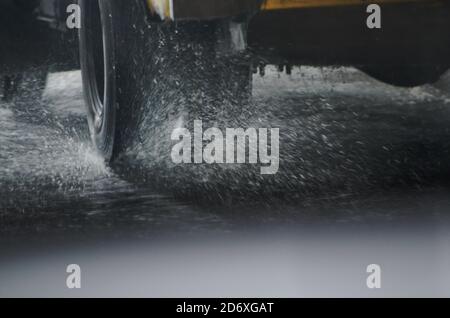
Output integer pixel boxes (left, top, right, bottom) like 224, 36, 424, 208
360, 65, 448, 87
79, 0, 252, 161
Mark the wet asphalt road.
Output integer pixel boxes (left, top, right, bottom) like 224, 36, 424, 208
2, 66, 450, 236
1, 67, 450, 297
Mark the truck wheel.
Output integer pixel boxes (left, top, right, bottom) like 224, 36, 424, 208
79, 0, 116, 159
360, 65, 448, 87
79, 0, 252, 161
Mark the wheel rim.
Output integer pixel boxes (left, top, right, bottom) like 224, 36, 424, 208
86, 0, 107, 132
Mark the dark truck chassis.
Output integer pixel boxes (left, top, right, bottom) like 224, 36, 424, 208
248, 1, 450, 86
